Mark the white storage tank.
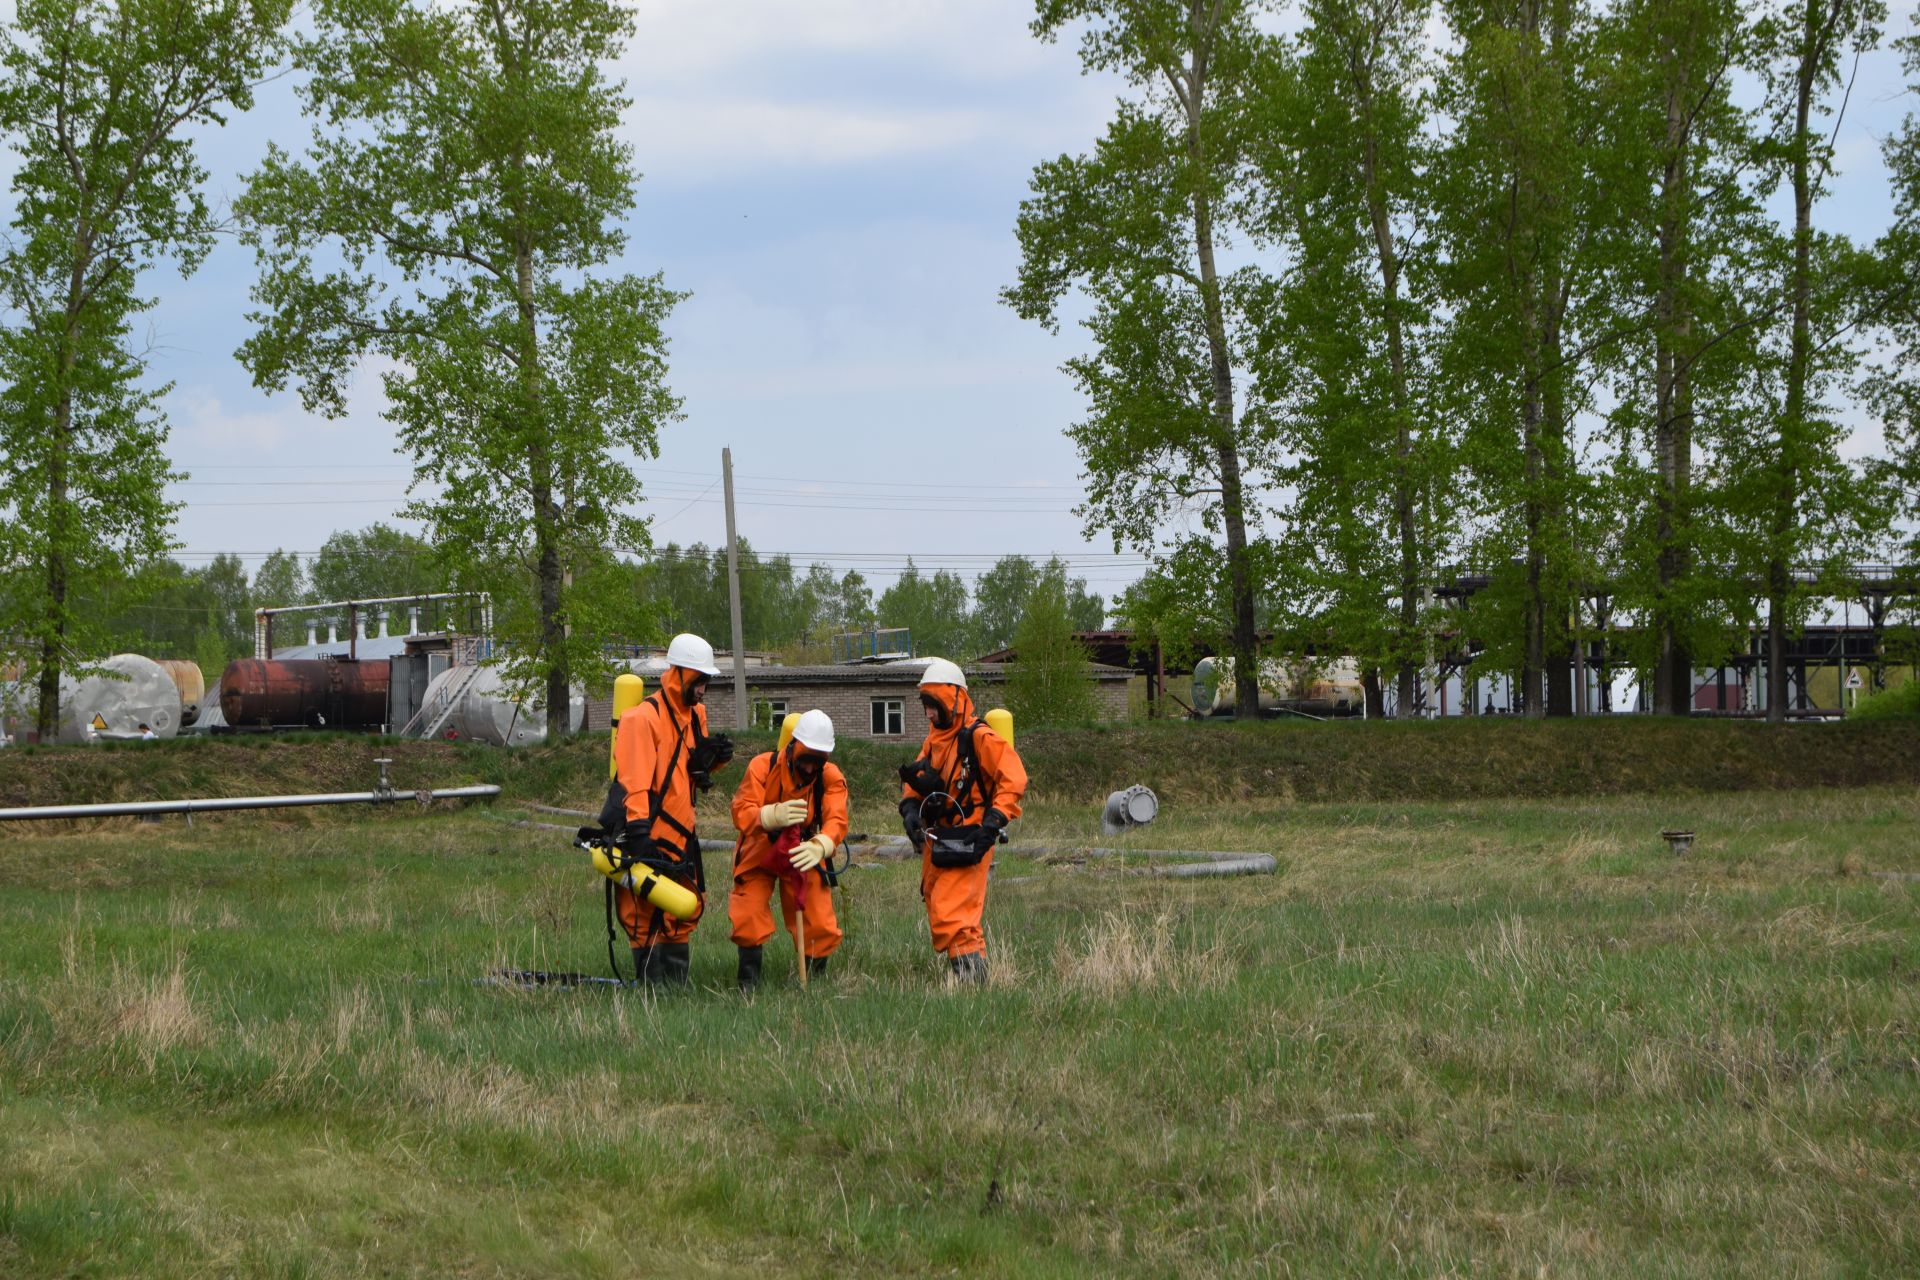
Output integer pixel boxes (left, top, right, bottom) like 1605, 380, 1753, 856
1193, 655, 1364, 717
58, 654, 183, 742
422, 665, 585, 746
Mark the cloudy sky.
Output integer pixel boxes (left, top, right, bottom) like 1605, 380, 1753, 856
146, 0, 1151, 604
58, 2, 1920, 606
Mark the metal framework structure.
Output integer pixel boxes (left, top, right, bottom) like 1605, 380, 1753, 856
252, 591, 493, 660
1422, 562, 1920, 716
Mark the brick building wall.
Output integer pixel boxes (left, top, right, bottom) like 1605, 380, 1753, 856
585, 662, 1131, 737
702, 675, 1009, 740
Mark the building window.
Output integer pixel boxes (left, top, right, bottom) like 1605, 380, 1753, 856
753, 698, 788, 729
871, 698, 904, 736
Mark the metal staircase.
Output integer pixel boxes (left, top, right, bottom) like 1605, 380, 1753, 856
402, 663, 482, 739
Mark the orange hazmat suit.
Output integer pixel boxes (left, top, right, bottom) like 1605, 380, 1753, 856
611, 665, 720, 948
902, 681, 1026, 959
728, 746, 849, 959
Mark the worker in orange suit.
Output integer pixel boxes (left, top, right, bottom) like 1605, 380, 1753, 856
610, 632, 733, 986
728, 709, 847, 991
897, 658, 1027, 984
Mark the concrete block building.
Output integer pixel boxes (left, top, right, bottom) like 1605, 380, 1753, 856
586, 659, 1133, 739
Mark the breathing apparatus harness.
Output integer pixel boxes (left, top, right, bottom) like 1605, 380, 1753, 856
579, 689, 731, 984
736, 746, 851, 891
899, 717, 1007, 868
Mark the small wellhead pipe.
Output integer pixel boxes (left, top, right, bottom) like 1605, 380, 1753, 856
0, 785, 500, 822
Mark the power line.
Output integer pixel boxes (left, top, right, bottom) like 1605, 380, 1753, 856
168, 462, 1078, 495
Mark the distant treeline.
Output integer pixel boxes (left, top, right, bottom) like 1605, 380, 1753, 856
66, 524, 1107, 676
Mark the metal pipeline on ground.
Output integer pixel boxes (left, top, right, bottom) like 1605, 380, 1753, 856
0, 785, 500, 822
841, 839, 1277, 876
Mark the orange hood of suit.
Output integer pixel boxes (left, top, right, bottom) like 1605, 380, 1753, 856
902, 682, 1025, 825
612, 665, 711, 851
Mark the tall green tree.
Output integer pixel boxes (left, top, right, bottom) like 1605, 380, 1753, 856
94, 558, 217, 656
1751, 0, 1887, 720
1251, 0, 1449, 716
1592, 0, 1769, 714
1433, 0, 1602, 717
971, 555, 1043, 654
1006, 0, 1281, 720
310, 524, 446, 605
972, 554, 1104, 653
1867, 8, 1920, 570
237, 0, 681, 736
876, 559, 972, 658
198, 552, 253, 657
1004, 559, 1100, 725
0, 0, 286, 738
250, 549, 309, 610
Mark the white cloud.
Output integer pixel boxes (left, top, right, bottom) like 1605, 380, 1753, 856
624, 95, 992, 176
611, 0, 1122, 181
621, 0, 1052, 84
170, 392, 302, 454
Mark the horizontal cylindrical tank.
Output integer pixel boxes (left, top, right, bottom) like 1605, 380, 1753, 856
59, 654, 183, 742
1193, 655, 1365, 717
153, 660, 207, 726
220, 658, 391, 730
423, 665, 585, 747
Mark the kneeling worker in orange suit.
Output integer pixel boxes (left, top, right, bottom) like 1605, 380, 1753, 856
898, 659, 1027, 984
728, 709, 847, 990
610, 632, 734, 986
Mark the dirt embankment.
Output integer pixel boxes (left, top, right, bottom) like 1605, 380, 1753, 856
2, 717, 1917, 823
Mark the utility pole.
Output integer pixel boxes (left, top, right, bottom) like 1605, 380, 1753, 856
722, 447, 748, 731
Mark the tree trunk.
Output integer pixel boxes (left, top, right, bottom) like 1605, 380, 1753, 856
515, 230, 570, 738
1183, 14, 1261, 722
36, 238, 89, 741
1356, 50, 1421, 718
1362, 667, 1385, 719
1542, 301, 1573, 718
1769, 1, 1828, 723
1520, 298, 1547, 721
35, 418, 68, 741
1653, 68, 1695, 717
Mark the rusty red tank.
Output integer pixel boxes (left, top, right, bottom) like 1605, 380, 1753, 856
219, 658, 390, 730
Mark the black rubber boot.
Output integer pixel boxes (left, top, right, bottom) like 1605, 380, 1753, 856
737, 945, 764, 992
805, 955, 829, 981
948, 953, 987, 985
650, 941, 692, 987
629, 946, 653, 987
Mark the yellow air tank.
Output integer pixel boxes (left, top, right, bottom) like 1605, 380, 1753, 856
593, 673, 693, 917
590, 846, 700, 919
984, 707, 1014, 747
776, 711, 801, 753
609, 673, 645, 778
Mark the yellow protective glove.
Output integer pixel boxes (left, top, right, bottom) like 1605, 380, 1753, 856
788, 835, 832, 873
760, 798, 808, 831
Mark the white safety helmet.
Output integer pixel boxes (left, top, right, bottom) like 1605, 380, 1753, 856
664, 632, 721, 676
792, 709, 835, 753
917, 657, 967, 690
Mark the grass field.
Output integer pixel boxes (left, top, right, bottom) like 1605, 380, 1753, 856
2, 779, 1918, 1276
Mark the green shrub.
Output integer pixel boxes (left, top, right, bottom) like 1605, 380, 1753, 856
1847, 679, 1920, 721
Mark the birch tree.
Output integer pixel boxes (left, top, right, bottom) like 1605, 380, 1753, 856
1591, 0, 1769, 714
1751, 0, 1886, 720
1251, 0, 1448, 716
1866, 10, 1920, 571
237, 0, 681, 734
1433, 0, 1600, 717
1006, 0, 1281, 719
0, 0, 286, 738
